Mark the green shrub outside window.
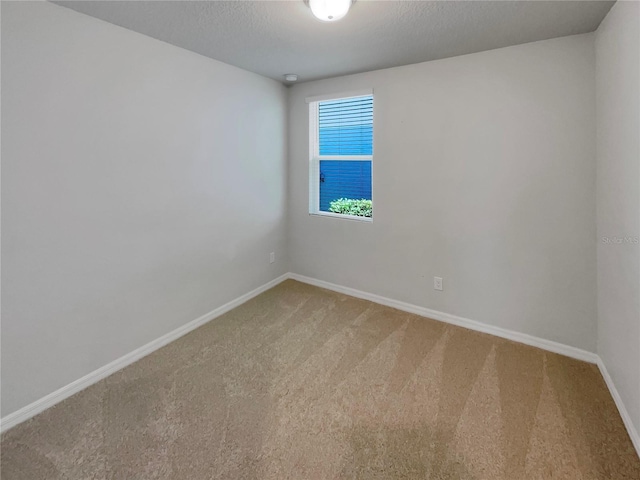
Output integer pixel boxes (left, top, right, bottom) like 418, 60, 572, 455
328, 198, 372, 218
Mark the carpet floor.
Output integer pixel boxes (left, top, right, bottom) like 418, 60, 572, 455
2, 280, 639, 479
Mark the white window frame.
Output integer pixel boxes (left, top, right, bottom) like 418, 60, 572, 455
306, 89, 374, 222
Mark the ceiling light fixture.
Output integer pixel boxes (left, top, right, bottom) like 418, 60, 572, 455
307, 0, 352, 22
284, 74, 299, 82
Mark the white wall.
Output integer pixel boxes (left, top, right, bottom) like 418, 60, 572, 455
288, 34, 597, 351
1, 1, 288, 417
5, 1, 626, 430
596, 0, 640, 439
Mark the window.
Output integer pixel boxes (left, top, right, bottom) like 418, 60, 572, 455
308, 91, 373, 220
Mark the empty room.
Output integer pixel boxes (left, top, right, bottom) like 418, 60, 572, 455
1, 0, 639, 478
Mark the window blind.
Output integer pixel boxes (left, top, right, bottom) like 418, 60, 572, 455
310, 94, 373, 219
318, 96, 373, 156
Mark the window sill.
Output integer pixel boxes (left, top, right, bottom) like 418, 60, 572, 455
309, 211, 373, 223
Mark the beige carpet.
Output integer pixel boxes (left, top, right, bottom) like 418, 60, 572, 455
2, 280, 639, 479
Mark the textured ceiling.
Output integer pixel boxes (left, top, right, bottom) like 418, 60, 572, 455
52, 0, 614, 83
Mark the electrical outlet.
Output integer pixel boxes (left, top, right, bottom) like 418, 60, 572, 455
434, 276, 443, 291
270, 252, 275, 264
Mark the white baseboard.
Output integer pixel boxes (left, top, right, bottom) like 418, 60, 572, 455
0, 273, 290, 433
4, 271, 638, 461
290, 273, 640, 458
289, 273, 598, 364
596, 358, 640, 456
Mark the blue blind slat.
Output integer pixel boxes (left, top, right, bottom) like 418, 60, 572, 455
318, 95, 373, 156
